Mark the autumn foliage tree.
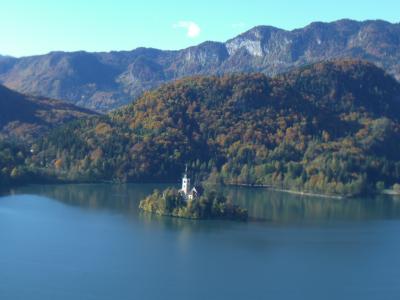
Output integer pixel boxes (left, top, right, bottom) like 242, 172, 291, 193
8, 60, 400, 196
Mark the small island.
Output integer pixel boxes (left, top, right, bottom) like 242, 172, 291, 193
139, 167, 248, 221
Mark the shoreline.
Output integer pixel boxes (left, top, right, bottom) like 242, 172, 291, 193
4, 180, 347, 199
382, 189, 400, 196
225, 183, 345, 199
8, 180, 395, 200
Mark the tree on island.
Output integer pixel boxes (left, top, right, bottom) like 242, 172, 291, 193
393, 184, 400, 193
139, 187, 248, 221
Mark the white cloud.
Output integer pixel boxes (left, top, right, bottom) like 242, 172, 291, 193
173, 21, 201, 38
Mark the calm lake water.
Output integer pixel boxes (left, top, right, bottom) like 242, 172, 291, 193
1, 183, 400, 300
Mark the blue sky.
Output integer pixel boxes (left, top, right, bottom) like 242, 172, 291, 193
1, 0, 399, 57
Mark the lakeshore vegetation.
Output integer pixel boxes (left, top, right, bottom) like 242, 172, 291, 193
139, 188, 248, 220
1, 60, 400, 196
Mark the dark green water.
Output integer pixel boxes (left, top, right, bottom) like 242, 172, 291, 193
1, 183, 400, 300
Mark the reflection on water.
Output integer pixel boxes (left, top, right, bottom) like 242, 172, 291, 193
9, 183, 400, 223
224, 187, 400, 222
10, 183, 166, 214
2, 183, 400, 300
8, 183, 244, 235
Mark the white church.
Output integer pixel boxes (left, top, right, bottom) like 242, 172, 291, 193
179, 165, 198, 201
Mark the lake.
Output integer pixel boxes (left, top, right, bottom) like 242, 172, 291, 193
1, 183, 400, 300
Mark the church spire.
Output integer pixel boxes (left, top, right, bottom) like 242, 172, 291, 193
181, 163, 190, 197
180, 163, 198, 201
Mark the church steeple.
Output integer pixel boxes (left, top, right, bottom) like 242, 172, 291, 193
181, 164, 190, 195
180, 164, 199, 201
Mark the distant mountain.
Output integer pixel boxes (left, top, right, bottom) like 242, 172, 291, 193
21, 60, 400, 196
1, 19, 400, 111
0, 84, 97, 141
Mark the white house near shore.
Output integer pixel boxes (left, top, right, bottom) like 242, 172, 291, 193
179, 165, 198, 201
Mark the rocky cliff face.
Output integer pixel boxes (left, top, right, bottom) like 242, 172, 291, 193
1, 19, 399, 111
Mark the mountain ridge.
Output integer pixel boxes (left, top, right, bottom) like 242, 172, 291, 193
1, 19, 400, 111
0, 84, 97, 141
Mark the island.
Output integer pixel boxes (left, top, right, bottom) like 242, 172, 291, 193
139, 167, 248, 221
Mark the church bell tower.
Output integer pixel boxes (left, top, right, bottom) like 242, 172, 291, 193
181, 164, 190, 195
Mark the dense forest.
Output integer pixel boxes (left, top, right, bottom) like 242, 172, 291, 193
1, 60, 400, 196
0, 140, 49, 186
0, 84, 96, 141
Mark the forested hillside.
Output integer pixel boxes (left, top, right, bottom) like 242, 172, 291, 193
0, 84, 97, 141
3, 60, 400, 196
1, 19, 400, 111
